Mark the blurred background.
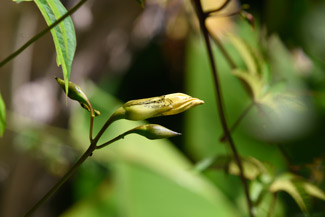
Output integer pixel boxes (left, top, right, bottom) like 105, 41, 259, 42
0, 0, 325, 216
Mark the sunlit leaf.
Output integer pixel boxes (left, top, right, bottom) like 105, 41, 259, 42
269, 174, 309, 215
34, 0, 76, 94
0, 93, 5, 137
227, 33, 263, 75
303, 182, 325, 201
227, 157, 269, 180
269, 173, 325, 216
231, 69, 266, 101
194, 156, 217, 172
196, 155, 270, 181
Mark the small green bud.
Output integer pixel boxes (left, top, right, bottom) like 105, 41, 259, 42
55, 77, 88, 105
129, 124, 181, 140
55, 77, 100, 116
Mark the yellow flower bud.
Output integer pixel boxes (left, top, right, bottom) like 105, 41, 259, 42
112, 93, 204, 121
160, 93, 205, 116
129, 124, 181, 140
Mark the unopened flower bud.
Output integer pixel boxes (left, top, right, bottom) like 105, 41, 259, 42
55, 77, 100, 116
129, 124, 181, 140
112, 93, 204, 121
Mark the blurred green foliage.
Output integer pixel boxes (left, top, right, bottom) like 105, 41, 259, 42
1, 0, 325, 217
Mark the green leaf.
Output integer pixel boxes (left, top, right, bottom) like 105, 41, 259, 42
34, 0, 76, 94
269, 173, 325, 216
227, 33, 263, 76
0, 93, 6, 137
195, 155, 272, 182
303, 182, 325, 201
194, 156, 217, 172
231, 69, 266, 101
269, 174, 309, 215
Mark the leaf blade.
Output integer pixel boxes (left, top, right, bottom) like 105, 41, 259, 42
34, 0, 76, 93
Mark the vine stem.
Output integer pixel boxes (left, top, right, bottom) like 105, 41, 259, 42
24, 112, 117, 217
24, 142, 96, 217
192, 1, 254, 216
0, 0, 87, 68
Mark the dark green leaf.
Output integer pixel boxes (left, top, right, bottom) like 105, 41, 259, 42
34, 0, 76, 94
0, 93, 5, 137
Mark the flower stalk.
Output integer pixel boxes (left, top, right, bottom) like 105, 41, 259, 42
192, 0, 254, 216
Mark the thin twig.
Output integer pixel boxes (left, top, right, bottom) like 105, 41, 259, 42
192, 0, 254, 216
24, 109, 118, 216
219, 101, 255, 142
0, 0, 87, 68
86, 100, 95, 142
93, 114, 119, 144
96, 133, 127, 150
89, 115, 94, 141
